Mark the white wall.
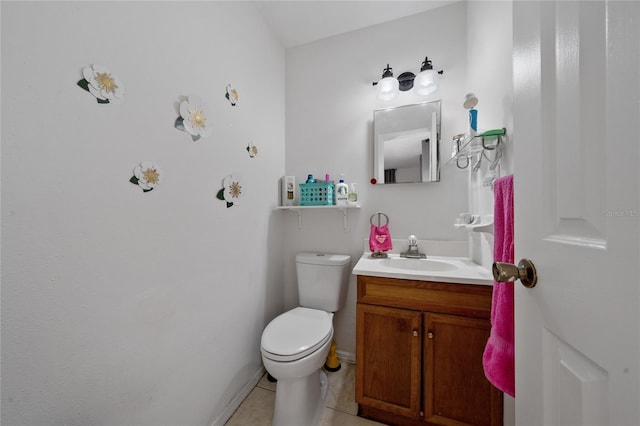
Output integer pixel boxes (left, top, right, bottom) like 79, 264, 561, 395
1, 2, 285, 425
466, 1, 514, 270
466, 2, 515, 424
284, 2, 470, 357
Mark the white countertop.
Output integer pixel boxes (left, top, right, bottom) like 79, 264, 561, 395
352, 253, 493, 286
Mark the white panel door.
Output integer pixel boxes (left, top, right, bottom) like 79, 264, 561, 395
513, 1, 640, 425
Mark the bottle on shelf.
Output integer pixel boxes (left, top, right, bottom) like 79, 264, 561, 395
335, 174, 349, 206
348, 183, 358, 205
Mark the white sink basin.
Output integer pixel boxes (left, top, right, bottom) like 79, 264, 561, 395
379, 258, 459, 272
352, 253, 493, 285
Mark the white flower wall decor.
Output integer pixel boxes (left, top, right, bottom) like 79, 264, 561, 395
130, 162, 162, 192
216, 174, 243, 208
246, 141, 258, 158
175, 96, 213, 141
78, 65, 124, 104
225, 84, 238, 106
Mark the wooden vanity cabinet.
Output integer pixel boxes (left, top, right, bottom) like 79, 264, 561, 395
355, 275, 503, 426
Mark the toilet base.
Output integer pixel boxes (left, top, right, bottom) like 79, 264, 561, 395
272, 369, 328, 426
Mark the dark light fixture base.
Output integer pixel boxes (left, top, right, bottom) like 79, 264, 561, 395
398, 71, 415, 91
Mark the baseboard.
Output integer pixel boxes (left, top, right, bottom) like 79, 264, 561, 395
336, 350, 355, 365
210, 366, 266, 426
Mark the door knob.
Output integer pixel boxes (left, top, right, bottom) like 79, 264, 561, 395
492, 259, 538, 288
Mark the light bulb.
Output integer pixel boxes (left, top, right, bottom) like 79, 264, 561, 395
413, 69, 439, 96
376, 76, 399, 101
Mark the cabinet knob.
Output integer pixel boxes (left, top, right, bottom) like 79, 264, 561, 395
413, 330, 418, 337
427, 332, 434, 339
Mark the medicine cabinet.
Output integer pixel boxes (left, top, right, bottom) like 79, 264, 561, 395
373, 100, 441, 184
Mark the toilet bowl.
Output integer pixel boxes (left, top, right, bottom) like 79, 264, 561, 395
261, 308, 334, 426
260, 252, 351, 426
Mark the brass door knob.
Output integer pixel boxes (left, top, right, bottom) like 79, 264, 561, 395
492, 259, 538, 288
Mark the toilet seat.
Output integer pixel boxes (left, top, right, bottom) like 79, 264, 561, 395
261, 307, 333, 362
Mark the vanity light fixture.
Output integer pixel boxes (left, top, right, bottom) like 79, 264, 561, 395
374, 64, 400, 101
373, 57, 444, 101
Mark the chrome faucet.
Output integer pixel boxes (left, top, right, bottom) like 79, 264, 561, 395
400, 235, 426, 259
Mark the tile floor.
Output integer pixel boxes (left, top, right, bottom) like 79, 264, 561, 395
225, 363, 385, 426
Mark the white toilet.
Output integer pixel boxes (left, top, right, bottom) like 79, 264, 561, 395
261, 252, 351, 426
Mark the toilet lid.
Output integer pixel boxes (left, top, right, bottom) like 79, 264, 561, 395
261, 307, 333, 361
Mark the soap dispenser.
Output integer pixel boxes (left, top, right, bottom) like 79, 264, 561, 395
348, 183, 358, 205
335, 174, 349, 206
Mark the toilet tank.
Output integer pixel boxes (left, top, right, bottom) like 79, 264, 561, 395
296, 252, 351, 312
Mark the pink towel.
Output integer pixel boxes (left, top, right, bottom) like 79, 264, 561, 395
483, 174, 515, 397
369, 224, 393, 252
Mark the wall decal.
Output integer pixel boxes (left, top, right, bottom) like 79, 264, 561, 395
175, 96, 213, 141
77, 65, 124, 103
216, 174, 242, 208
130, 162, 162, 192
247, 141, 258, 158
225, 84, 238, 106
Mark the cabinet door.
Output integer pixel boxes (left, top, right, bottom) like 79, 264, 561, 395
356, 303, 422, 419
423, 313, 502, 426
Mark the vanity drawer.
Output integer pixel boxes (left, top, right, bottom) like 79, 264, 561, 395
357, 275, 492, 319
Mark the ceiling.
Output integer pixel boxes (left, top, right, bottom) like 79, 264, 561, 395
252, 1, 460, 48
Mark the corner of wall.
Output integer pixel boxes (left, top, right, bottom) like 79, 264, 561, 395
465, 0, 513, 268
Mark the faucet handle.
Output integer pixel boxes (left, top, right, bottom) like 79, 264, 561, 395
408, 235, 418, 246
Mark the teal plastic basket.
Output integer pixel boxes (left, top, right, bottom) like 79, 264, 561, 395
299, 182, 334, 206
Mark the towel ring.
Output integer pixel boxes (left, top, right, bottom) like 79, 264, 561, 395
370, 212, 389, 227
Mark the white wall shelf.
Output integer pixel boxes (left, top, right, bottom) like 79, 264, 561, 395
454, 221, 494, 234
278, 205, 361, 230
453, 215, 494, 234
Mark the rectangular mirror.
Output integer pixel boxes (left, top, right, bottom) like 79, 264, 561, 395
373, 100, 441, 184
